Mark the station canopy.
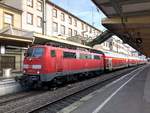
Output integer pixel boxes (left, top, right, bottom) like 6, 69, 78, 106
92, 0, 150, 56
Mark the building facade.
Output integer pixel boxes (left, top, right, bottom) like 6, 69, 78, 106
93, 36, 138, 56
0, 2, 33, 74
0, 3, 21, 72
1, 0, 43, 34
0, 3, 22, 73
46, 1, 101, 42
1, 0, 101, 42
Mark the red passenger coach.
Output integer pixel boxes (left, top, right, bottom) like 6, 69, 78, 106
22, 45, 105, 86
104, 51, 128, 71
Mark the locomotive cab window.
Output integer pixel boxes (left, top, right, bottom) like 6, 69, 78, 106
51, 50, 56, 57
26, 47, 43, 57
94, 55, 100, 60
63, 52, 76, 58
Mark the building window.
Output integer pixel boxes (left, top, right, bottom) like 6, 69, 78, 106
53, 22, 58, 32
85, 34, 88, 38
61, 13, 65, 21
86, 25, 88, 31
74, 19, 77, 26
93, 29, 95, 34
82, 32, 84, 37
4, 13, 13, 25
68, 16, 72, 24
37, 1, 42, 11
74, 30, 77, 36
27, 0, 33, 7
61, 25, 65, 35
68, 28, 72, 36
53, 9, 57, 18
82, 23, 84, 30
27, 12, 33, 25
37, 16, 42, 27
90, 28, 92, 33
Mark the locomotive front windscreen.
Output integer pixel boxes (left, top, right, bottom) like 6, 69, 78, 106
26, 47, 44, 57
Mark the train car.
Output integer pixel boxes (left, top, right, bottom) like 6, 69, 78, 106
104, 51, 128, 71
128, 56, 139, 66
137, 56, 147, 65
22, 45, 105, 87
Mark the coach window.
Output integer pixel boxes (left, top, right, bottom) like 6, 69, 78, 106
79, 53, 85, 59
32, 48, 43, 57
51, 50, 56, 57
63, 52, 76, 58
94, 55, 100, 60
87, 54, 92, 59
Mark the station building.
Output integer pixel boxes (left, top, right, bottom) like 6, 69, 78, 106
0, 3, 33, 75
93, 36, 138, 56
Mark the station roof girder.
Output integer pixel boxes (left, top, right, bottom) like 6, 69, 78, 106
92, 0, 150, 56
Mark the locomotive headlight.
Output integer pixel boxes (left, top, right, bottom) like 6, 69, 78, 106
37, 71, 40, 74
23, 64, 29, 69
32, 65, 42, 69
23, 70, 26, 73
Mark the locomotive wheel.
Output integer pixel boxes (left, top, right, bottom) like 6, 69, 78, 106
51, 78, 63, 86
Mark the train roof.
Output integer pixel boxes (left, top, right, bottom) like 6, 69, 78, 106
104, 51, 128, 58
33, 33, 104, 55
31, 45, 104, 55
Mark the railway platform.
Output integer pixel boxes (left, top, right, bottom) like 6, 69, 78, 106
58, 64, 150, 113
0, 72, 23, 96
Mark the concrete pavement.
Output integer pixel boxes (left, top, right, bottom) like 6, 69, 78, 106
58, 64, 150, 113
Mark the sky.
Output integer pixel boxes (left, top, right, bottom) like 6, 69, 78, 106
51, 0, 106, 31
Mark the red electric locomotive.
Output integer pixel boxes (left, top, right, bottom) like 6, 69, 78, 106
22, 45, 105, 87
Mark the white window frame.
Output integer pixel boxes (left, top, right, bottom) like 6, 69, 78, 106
53, 9, 57, 18
61, 25, 65, 35
74, 30, 77, 36
37, 1, 42, 11
82, 23, 84, 30
27, 0, 33, 7
61, 13, 65, 21
4, 13, 13, 25
53, 22, 58, 32
74, 19, 77, 26
68, 28, 72, 36
27, 12, 33, 25
68, 16, 72, 25
37, 16, 42, 27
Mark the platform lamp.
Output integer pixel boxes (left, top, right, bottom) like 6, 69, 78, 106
0, 45, 5, 54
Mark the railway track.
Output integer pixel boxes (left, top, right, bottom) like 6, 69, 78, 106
0, 66, 142, 113
0, 91, 45, 106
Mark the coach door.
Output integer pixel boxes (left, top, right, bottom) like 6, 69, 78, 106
108, 58, 112, 70
56, 50, 63, 72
